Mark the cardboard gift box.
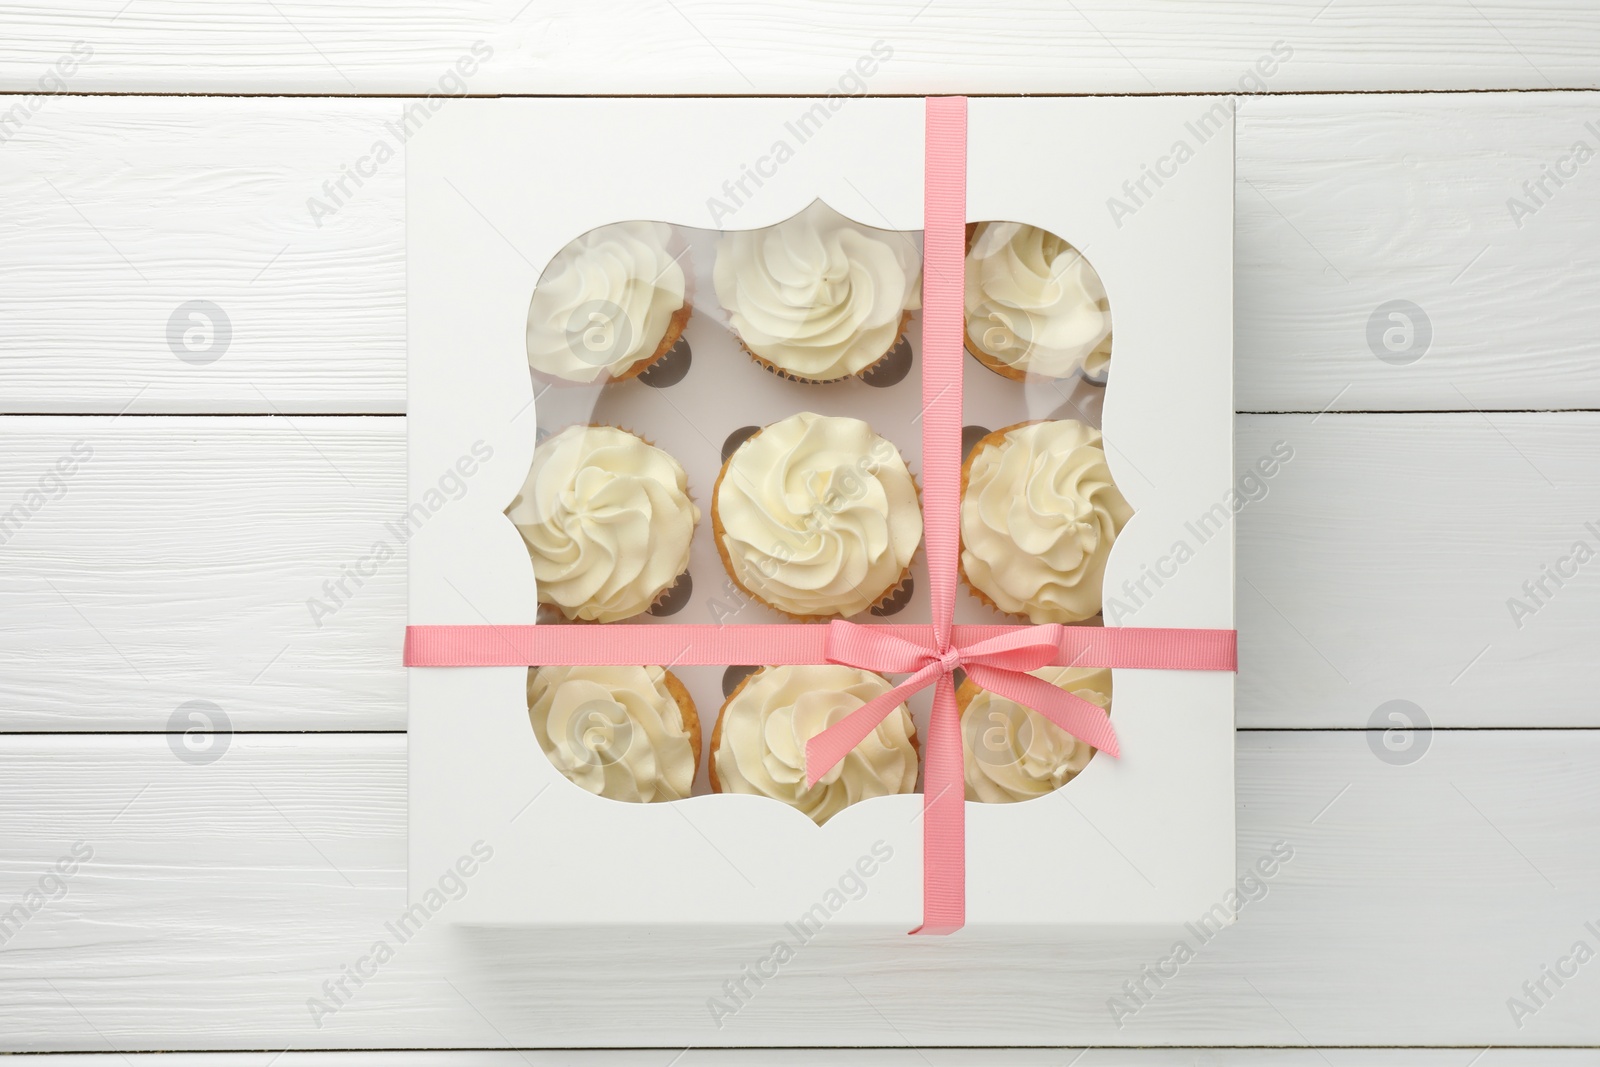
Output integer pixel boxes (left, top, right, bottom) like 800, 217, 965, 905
405, 95, 1235, 931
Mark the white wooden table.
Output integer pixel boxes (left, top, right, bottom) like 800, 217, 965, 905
3, 2, 1599, 1062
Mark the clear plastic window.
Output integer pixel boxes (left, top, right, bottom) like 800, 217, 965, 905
511, 202, 1125, 817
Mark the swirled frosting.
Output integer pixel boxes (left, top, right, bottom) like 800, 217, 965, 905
716, 412, 921, 618
713, 202, 921, 381
509, 425, 699, 622
526, 221, 687, 383
965, 222, 1112, 379
961, 667, 1111, 803
961, 420, 1132, 623
529, 666, 697, 802
713, 665, 917, 823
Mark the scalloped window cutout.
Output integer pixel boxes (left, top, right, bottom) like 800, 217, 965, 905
513, 204, 1125, 814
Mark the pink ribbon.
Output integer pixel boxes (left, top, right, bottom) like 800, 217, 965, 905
808, 620, 1121, 779
403, 96, 1238, 935
405, 622, 1235, 673
404, 622, 1235, 675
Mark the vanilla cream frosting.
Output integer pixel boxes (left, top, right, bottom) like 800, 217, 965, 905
714, 665, 917, 823
529, 666, 697, 802
961, 667, 1111, 803
714, 202, 922, 381
965, 222, 1112, 379
509, 425, 699, 622
961, 420, 1131, 623
526, 221, 687, 383
716, 412, 921, 618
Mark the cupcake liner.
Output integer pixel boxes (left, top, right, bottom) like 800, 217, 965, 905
733, 310, 914, 385
857, 335, 915, 388
644, 570, 693, 617
635, 333, 692, 388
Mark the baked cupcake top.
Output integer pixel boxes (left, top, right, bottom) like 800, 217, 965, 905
960, 666, 1110, 803
713, 665, 918, 824
716, 412, 921, 618
713, 202, 922, 381
965, 222, 1111, 380
961, 420, 1131, 623
526, 221, 687, 384
529, 665, 698, 803
509, 425, 698, 622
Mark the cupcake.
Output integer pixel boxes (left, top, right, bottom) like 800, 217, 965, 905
713, 201, 921, 382
526, 221, 690, 385
964, 222, 1111, 382
710, 664, 918, 824
529, 665, 700, 802
713, 412, 921, 619
959, 666, 1110, 803
508, 425, 698, 622
960, 419, 1131, 623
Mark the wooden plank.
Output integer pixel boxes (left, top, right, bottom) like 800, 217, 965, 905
2, 2, 1599, 94
0, 731, 1595, 1048
1236, 92, 1600, 412
16, 1053, 1600, 1065
0, 416, 405, 731
0, 98, 404, 414
5, 93, 1600, 414
2, 413, 1594, 731
1236, 413, 1600, 729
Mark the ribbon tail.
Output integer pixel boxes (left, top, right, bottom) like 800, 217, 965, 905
965, 664, 1121, 759
805, 663, 940, 788
912, 670, 964, 935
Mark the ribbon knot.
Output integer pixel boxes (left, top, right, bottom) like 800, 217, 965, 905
805, 619, 1121, 790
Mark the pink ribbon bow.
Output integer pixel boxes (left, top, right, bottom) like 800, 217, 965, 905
807, 619, 1120, 787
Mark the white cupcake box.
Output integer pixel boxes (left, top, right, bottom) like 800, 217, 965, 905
406, 96, 1235, 929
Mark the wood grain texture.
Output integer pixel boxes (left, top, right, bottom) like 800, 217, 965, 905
1236, 413, 1600, 728
0, 98, 404, 414
19, 1054, 1600, 1066
0, 1, 531, 95
0, 416, 404, 731
6, 93, 1600, 414
4, 414, 1594, 731
2, 1, 1599, 93
1236, 92, 1600, 412
1, 731, 1596, 1049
